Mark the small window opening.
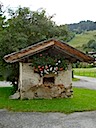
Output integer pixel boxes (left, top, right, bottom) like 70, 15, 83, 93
43, 77, 55, 84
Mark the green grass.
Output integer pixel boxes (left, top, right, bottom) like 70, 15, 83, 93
72, 77, 80, 81
73, 68, 96, 78
68, 30, 96, 51
0, 87, 96, 113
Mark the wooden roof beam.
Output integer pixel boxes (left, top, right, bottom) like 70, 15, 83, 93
54, 46, 84, 62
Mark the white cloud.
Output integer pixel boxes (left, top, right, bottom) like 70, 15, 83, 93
1, 0, 96, 24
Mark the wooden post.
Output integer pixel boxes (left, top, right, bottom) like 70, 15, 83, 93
19, 62, 23, 99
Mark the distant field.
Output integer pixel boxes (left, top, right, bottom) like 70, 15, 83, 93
68, 30, 96, 51
73, 68, 96, 78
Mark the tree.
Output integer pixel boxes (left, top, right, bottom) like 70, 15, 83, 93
83, 39, 96, 52
0, 6, 72, 85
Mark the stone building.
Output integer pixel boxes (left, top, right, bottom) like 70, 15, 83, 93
4, 39, 94, 99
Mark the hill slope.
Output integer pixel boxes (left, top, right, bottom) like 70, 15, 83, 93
68, 30, 96, 52
68, 20, 96, 33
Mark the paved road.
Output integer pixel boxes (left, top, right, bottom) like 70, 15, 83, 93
0, 81, 12, 87
73, 76, 96, 90
0, 110, 96, 128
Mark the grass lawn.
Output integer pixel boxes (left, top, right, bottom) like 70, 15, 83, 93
0, 87, 96, 113
68, 30, 96, 51
72, 77, 80, 81
73, 68, 96, 78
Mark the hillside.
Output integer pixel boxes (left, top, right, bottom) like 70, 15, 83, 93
68, 20, 96, 34
68, 30, 96, 52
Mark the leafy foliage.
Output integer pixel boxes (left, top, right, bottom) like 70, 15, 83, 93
83, 39, 96, 52
0, 6, 72, 84
31, 53, 68, 76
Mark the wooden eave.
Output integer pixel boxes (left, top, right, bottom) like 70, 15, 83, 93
54, 40, 94, 62
4, 39, 94, 63
4, 40, 54, 63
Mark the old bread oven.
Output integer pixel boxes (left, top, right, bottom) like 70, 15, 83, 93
4, 39, 94, 99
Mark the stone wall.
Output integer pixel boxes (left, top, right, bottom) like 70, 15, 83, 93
17, 62, 73, 99
55, 64, 72, 87
21, 63, 41, 91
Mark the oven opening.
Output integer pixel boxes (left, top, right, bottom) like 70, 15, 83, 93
43, 77, 55, 84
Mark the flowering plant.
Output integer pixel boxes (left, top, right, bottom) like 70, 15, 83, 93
31, 53, 68, 77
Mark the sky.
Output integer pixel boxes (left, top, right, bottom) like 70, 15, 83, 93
0, 0, 96, 25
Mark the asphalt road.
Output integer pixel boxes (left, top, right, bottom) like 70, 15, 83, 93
73, 75, 96, 90
0, 81, 12, 87
0, 110, 96, 128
